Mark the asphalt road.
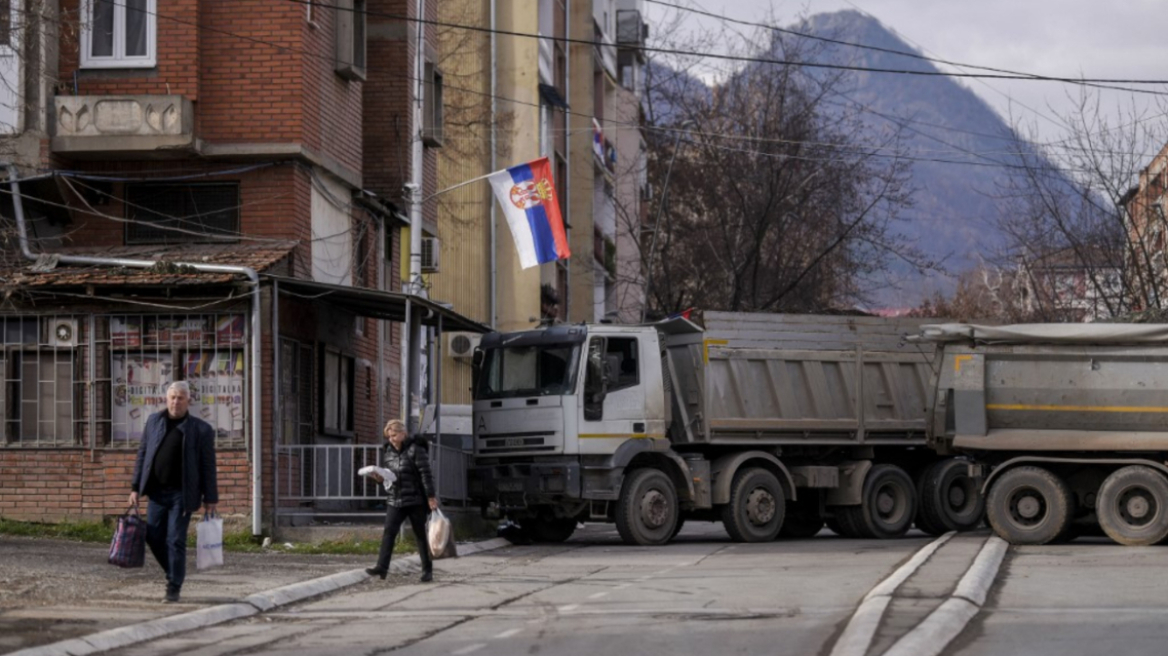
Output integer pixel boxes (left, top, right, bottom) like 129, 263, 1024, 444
22, 524, 1168, 656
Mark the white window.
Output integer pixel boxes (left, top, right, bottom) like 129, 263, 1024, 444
80, 0, 157, 69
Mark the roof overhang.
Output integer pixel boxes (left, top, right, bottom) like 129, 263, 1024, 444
265, 274, 490, 334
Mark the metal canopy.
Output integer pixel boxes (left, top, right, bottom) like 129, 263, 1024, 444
265, 274, 490, 333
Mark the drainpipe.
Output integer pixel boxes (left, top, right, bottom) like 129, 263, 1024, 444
489, 0, 497, 329
7, 165, 266, 537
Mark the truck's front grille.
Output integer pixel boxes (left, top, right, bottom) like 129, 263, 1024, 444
479, 431, 556, 453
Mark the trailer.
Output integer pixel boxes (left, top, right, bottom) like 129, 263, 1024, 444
467, 312, 984, 545
919, 322, 1168, 546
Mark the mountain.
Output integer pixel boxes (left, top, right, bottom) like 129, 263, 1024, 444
795, 11, 1042, 307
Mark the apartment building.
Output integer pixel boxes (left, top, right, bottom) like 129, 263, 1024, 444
0, 0, 482, 530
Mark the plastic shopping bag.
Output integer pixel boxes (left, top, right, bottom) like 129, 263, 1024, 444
427, 508, 458, 560
196, 513, 224, 571
108, 504, 146, 568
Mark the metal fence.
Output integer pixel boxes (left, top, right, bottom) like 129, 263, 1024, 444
275, 442, 469, 519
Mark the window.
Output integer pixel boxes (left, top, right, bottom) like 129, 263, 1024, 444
0, 317, 78, 446
125, 183, 240, 244
604, 337, 639, 392
0, 0, 11, 48
422, 61, 444, 147
107, 314, 247, 447
280, 339, 315, 445
81, 0, 157, 69
335, 0, 366, 80
320, 347, 354, 435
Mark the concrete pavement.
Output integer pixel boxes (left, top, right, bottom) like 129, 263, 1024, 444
0, 534, 509, 656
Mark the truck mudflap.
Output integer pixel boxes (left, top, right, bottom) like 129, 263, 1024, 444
468, 461, 583, 509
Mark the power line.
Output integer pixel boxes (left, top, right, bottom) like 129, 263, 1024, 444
283, 0, 1168, 92
644, 0, 1167, 96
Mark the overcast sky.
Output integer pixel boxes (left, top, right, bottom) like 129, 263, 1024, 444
646, 0, 1168, 148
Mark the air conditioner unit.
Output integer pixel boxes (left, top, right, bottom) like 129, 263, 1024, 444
45, 318, 79, 348
446, 332, 481, 359
421, 237, 440, 273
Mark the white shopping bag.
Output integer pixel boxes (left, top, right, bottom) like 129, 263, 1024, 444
196, 513, 224, 571
427, 508, 458, 560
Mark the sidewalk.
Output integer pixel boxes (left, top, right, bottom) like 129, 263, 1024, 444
0, 534, 509, 656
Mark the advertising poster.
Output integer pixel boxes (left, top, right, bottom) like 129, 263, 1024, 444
186, 351, 246, 440
112, 353, 173, 441
110, 317, 143, 348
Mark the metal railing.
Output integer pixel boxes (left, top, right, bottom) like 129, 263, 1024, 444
275, 442, 469, 518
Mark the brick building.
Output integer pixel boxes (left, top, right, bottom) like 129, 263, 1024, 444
0, 0, 482, 531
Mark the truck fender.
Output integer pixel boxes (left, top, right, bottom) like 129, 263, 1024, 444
710, 451, 796, 504
981, 455, 1168, 494
609, 438, 696, 502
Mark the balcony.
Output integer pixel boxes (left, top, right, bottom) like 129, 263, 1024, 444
52, 95, 194, 156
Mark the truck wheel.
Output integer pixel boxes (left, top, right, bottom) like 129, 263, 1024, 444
671, 518, 686, 539
918, 459, 985, 535
615, 469, 679, 546
1096, 466, 1168, 546
855, 465, 916, 539
986, 466, 1072, 545
779, 494, 824, 538
722, 468, 786, 542
526, 518, 578, 543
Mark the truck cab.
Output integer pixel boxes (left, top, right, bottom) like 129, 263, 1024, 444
468, 323, 668, 540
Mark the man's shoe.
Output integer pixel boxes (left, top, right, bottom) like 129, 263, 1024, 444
365, 567, 387, 580
164, 587, 180, 603
420, 570, 433, 583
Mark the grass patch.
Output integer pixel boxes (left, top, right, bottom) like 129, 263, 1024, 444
0, 517, 113, 542
0, 517, 418, 556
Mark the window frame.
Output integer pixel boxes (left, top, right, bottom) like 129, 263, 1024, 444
123, 182, 241, 245
334, 0, 366, 81
80, 0, 158, 70
319, 345, 355, 437
422, 60, 445, 147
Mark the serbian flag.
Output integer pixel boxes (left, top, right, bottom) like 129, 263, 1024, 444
488, 157, 571, 269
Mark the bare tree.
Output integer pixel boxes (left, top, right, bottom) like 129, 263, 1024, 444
639, 18, 934, 318
990, 88, 1168, 322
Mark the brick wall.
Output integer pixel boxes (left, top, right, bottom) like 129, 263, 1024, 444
0, 448, 251, 522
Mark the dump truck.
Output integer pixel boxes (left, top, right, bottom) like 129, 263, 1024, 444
467, 312, 984, 545
918, 322, 1168, 546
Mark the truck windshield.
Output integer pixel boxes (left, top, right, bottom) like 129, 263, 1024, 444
475, 344, 580, 400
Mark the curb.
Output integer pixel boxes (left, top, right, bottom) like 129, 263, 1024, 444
830, 532, 955, 656
10, 537, 514, 656
881, 536, 1008, 656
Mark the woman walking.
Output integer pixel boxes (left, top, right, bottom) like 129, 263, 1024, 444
366, 419, 438, 582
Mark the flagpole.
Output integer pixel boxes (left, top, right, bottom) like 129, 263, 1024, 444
422, 170, 498, 203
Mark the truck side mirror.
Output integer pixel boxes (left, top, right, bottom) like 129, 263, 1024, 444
471, 348, 484, 397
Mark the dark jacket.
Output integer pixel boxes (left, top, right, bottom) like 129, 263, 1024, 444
131, 411, 219, 514
382, 436, 435, 507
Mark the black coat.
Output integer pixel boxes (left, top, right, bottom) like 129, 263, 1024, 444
131, 411, 219, 514
382, 436, 435, 507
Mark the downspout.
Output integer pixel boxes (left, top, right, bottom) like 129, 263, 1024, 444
563, 0, 571, 320
489, 0, 497, 329
7, 165, 266, 537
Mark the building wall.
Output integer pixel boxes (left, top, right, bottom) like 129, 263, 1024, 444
566, 0, 598, 324
494, 2, 542, 331
0, 448, 252, 522
612, 83, 644, 323
432, 0, 491, 406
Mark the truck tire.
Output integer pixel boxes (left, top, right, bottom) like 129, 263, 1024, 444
986, 466, 1072, 545
779, 493, 824, 538
722, 468, 786, 542
855, 465, 916, 539
615, 468, 679, 546
917, 459, 985, 535
1096, 466, 1168, 546
526, 518, 578, 543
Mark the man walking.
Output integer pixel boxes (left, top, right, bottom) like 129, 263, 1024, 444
128, 381, 219, 603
